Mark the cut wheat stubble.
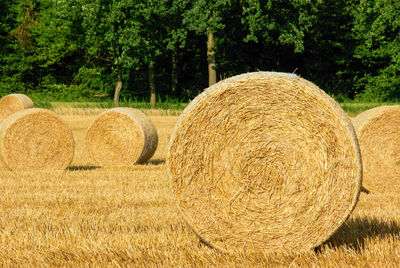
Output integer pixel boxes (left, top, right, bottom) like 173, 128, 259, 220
167, 72, 362, 254
85, 107, 158, 167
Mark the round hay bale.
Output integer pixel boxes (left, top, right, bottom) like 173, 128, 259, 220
352, 105, 400, 186
0, 94, 34, 122
0, 108, 74, 171
85, 107, 158, 167
167, 72, 362, 254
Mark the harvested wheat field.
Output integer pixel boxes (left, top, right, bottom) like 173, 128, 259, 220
0, 107, 399, 266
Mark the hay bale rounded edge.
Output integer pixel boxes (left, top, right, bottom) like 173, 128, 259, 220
0, 108, 74, 171
85, 107, 158, 167
0, 93, 34, 122
352, 105, 400, 185
167, 72, 362, 254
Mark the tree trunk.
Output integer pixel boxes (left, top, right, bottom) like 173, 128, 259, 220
113, 65, 122, 107
171, 49, 178, 92
149, 61, 156, 108
207, 28, 217, 86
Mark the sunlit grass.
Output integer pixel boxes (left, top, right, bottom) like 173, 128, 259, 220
340, 102, 399, 117
31, 99, 400, 118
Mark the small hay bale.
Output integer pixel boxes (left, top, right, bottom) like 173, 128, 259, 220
167, 72, 362, 254
0, 94, 34, 122
0, 108, 74, 171
352, 105, 400, 186
85, 107, 158, 167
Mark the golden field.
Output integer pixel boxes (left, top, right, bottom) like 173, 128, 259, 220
0, 108, 399, 266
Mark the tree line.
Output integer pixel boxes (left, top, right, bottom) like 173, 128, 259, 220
0, 0, 399, 106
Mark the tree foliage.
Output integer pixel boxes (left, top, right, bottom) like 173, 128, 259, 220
352, 0, 400, 101
241, 0, 318, 53
0, 0, 399, 103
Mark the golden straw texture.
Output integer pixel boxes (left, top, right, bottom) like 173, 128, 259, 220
0, 108, 74, 171
352, 105, 400, 188
0, 94, 34, 122
85, 107, 158, 167
167, 72, 362, 254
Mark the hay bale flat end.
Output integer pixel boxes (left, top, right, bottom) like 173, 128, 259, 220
167, 72, 362, 254
0, 108, 74, 171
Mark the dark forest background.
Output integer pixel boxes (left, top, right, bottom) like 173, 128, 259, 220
1, 0, 399, 105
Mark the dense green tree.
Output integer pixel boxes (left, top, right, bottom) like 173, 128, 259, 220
216, 0, 321, 83
31, 0, 87, 99
0, 0, 13, 53
77, 0, 188, 107
0, 0, 15, 92
1, 0, 85, 97
78, 0, 143, 106
0, 0, 42, 93
182, 0, 321, 87
1, 0, 400, 103
159, 0, 189, 94
135, 0, 188, 107
298, 0, 357, 98
183, 0, 231, 86
352, 0, 400, 101
241, 0, 318, 53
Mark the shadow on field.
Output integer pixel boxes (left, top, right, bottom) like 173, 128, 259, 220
67, 165, 101, 171
146, 159, 166, 165
316, 216, 400, 252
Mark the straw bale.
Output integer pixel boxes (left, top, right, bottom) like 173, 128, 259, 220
167, 72, 362, 254
0, 94, 34, 122
352, 105, 400, 186
0, 108, 74, 171
85, 107, 158, 167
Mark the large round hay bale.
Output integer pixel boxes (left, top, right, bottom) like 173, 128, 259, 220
0, 108, 74, 171
0, 94, 34, 122
352, 105, 400, 186
167, 72, 362, 254
85, 107, 158, 167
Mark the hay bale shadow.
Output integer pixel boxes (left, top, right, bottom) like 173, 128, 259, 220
146, 158, 166, 165
316, 216, 400, 252
67, 165, 101, 171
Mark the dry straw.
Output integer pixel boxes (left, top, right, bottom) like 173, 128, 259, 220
167, 72, 362, 254
352, 105, 400, 187
0, 94, 34, 122
0, 108, 74, 172
85, 107, 158, 167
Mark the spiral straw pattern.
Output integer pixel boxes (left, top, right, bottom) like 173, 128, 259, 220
0, 108, 74, 171
0, 94, 34, 122
167, 72, 362, 254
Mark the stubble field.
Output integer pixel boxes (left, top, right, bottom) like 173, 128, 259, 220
0, 107, 399, 266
